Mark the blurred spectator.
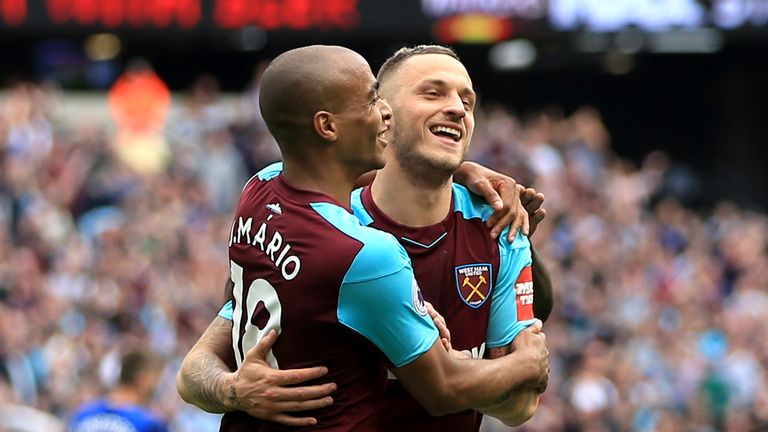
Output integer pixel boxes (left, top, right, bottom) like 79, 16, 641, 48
0, 403, 65, 432
233, 61, 281, 173
108, 58, 171, 176
167, 74, 229, 151
469, 100, 768, 432
1, 80, 766, 431
197, 127, 248, 214
108, 59, 170, 135
68, 348, 168, 432
1, 82, 53, 173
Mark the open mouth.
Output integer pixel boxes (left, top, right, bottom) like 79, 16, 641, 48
377, 129, 389, 147
429, 125, 462, 142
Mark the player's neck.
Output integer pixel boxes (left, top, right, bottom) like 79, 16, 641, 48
282, 158, 358, 207
372, 163, 453, 227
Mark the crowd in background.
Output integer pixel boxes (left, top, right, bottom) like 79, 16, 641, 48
0, 71, 766, 432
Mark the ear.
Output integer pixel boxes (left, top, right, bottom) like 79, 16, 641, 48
313, 111, 338, 142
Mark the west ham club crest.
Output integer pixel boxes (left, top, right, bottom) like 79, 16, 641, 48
455, 263, 493, 308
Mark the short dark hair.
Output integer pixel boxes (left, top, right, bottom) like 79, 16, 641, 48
377, 45, 460, 83
119, 349, 163, 385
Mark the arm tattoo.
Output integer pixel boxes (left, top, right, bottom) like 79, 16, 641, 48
229, 374, 242, 408
182, 352, 232, 412
179, 319, 237, 413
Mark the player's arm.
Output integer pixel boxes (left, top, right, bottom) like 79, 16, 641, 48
176, 300, 336, 426
471, 231, 548, 425
483, 252, 551, 422
339, 241, 548, 417
484, 388, 541, 427
518, 185, 554, 321
482, 332, 546, 426
176, 276, 238, 412
531, 246, 553, 321
176, 315, 240, 413
391, 321, 548, 417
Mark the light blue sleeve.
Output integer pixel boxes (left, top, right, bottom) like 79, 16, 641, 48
240, 161, 284, 191
337, 239, 439, 368
486, 228, 537, 348
256, 162, 283, 181
218, 300, 233, 320
219, 251, 438, 369
307, 199, 439, 368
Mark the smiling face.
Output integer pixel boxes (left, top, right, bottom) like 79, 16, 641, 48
258, 45, 392, 177
381, 53, 476, 179
332, 52, 393, 173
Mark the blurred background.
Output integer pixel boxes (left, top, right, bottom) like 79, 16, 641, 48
1, 1, 767, 431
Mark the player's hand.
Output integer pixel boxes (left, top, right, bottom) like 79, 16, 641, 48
511, 320, 549, 392
519, 187, 546, 238
425, 301, 452, 352
454, 161, 529, 242
226, 330, 337, 426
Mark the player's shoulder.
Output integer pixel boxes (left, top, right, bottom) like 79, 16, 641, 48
452, 183, 495, 222
503, 229, 530, 252
311, 200, 409, 283
242, 161, 283, 191
452, 183, 530, 252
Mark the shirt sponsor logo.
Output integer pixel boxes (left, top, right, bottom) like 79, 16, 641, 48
455, 263, 493, 308
515, 266, 534, 320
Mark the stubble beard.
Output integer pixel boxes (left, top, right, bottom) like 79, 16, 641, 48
391, 125, 466, 188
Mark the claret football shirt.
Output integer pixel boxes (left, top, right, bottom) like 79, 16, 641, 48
351, 183, 537, 432
219, 163, 438, 431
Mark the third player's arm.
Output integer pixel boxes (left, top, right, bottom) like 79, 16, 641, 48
531, 246, 554, 321
518, 185, 555, 321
